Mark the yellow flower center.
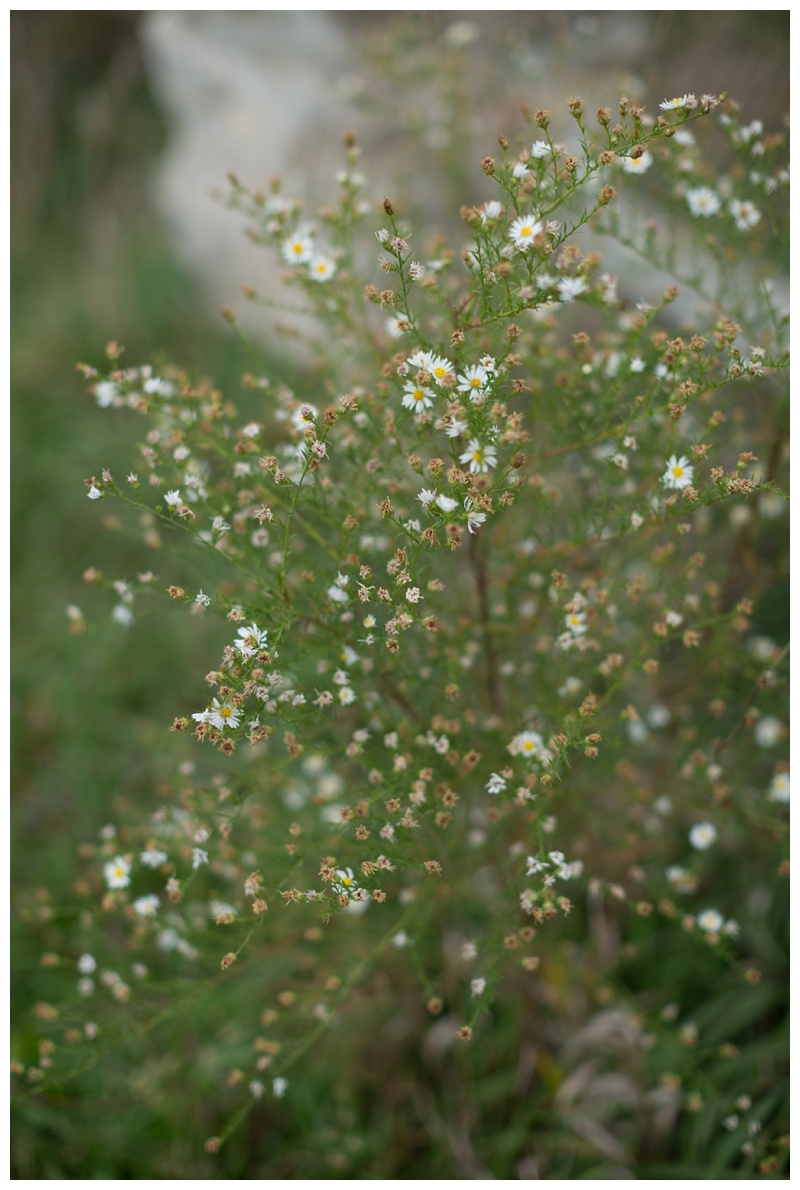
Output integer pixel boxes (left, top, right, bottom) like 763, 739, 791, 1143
473, 450, 482, 461
413, 389, 424, 401
672, 466, 683, 477
470, 377, 482, 388
523, 740, 535, 752
520, 225, 532, 237
434, 366, 447, 378
292, 242, 303, 254
220, 706, 232, 719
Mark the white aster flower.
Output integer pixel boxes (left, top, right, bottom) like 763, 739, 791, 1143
479, 200, 503, 222
459, 438, 497, 474
140, 848, 168, 868
191, 848, 209, 869
530, 140, 550, 158
470, 978, 486, 997
234, 624, 268, 657
104, 856, 131, 890
456, 364, 490, 400
282, 233, 314, 265
133, 894, 160, 917
729, 199, 761, 231
510, 730, 545, 760
95, 380, 119, 407
662, 455, 694, 489
273, 1077, 289, 1099
77, 953, 97, 974
208, 698, 241, 730
686, 186, 721, 217
426, 353, 455, 385
486, 772, 506, 795
754, 716, 782, 747
338, 686, 356, 706
435, 493, 458, 514
163, 490, 182, 507
87, 486, 102, 500
308, 254, 337, 282
402, 382, 434, 412
508, 213, 543, 250
466, 506, 487, 533
689, 822, 717, 850
556, 276, 588, 302
565, 611, 586, 635
768, 772, 790, 803
697, 908, 724, 933
621, 151, 653, 174
333, 867, 358, 896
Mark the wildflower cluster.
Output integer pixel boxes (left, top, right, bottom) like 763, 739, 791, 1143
23, 89, 788, 1170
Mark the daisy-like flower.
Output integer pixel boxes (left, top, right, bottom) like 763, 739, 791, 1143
338, 686, 356, 705
662, 454, 694, 489
686, 186, 721, 217
486, 772, 506, 795
456, 364, 490, 400
95, 380, 119, 408
621, 150, 653, 174
444, 415, 467, 439
556, 276, 588, 302
508, 213, 544, 250
417, 488, 435, 506
729, 198, 761, 231
565, 611, 586, 635
479, 200, 503, 222
333, 867, 358, 896
282, 233, 314, 265
435, 494, 458, 514
459, 438, 497, 474
754, 716, 782, 747
401, 382, 434, 412
510, 730, 545, 760
530, 140, 550, 159
234, 624, 268, 658
140, 848, 168, 869
273, 1077, 289, 1099
208, 698, 241, 730
133, 894, 160, 918
192, 848, 209, 869
87, 486, 102, 500
697, 908, 724, 933
308, 254, 336, 282
426, 354, 455, 385
659, 95, 692, 111
466, 507, 487, 533
104, 856, 131, 890
768, 772, 790, 803
470, 978, 487, 997
689, 821, 717, 850
77, 954, 97, 974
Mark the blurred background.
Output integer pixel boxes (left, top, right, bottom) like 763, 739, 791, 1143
11, 11, 789, 1178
